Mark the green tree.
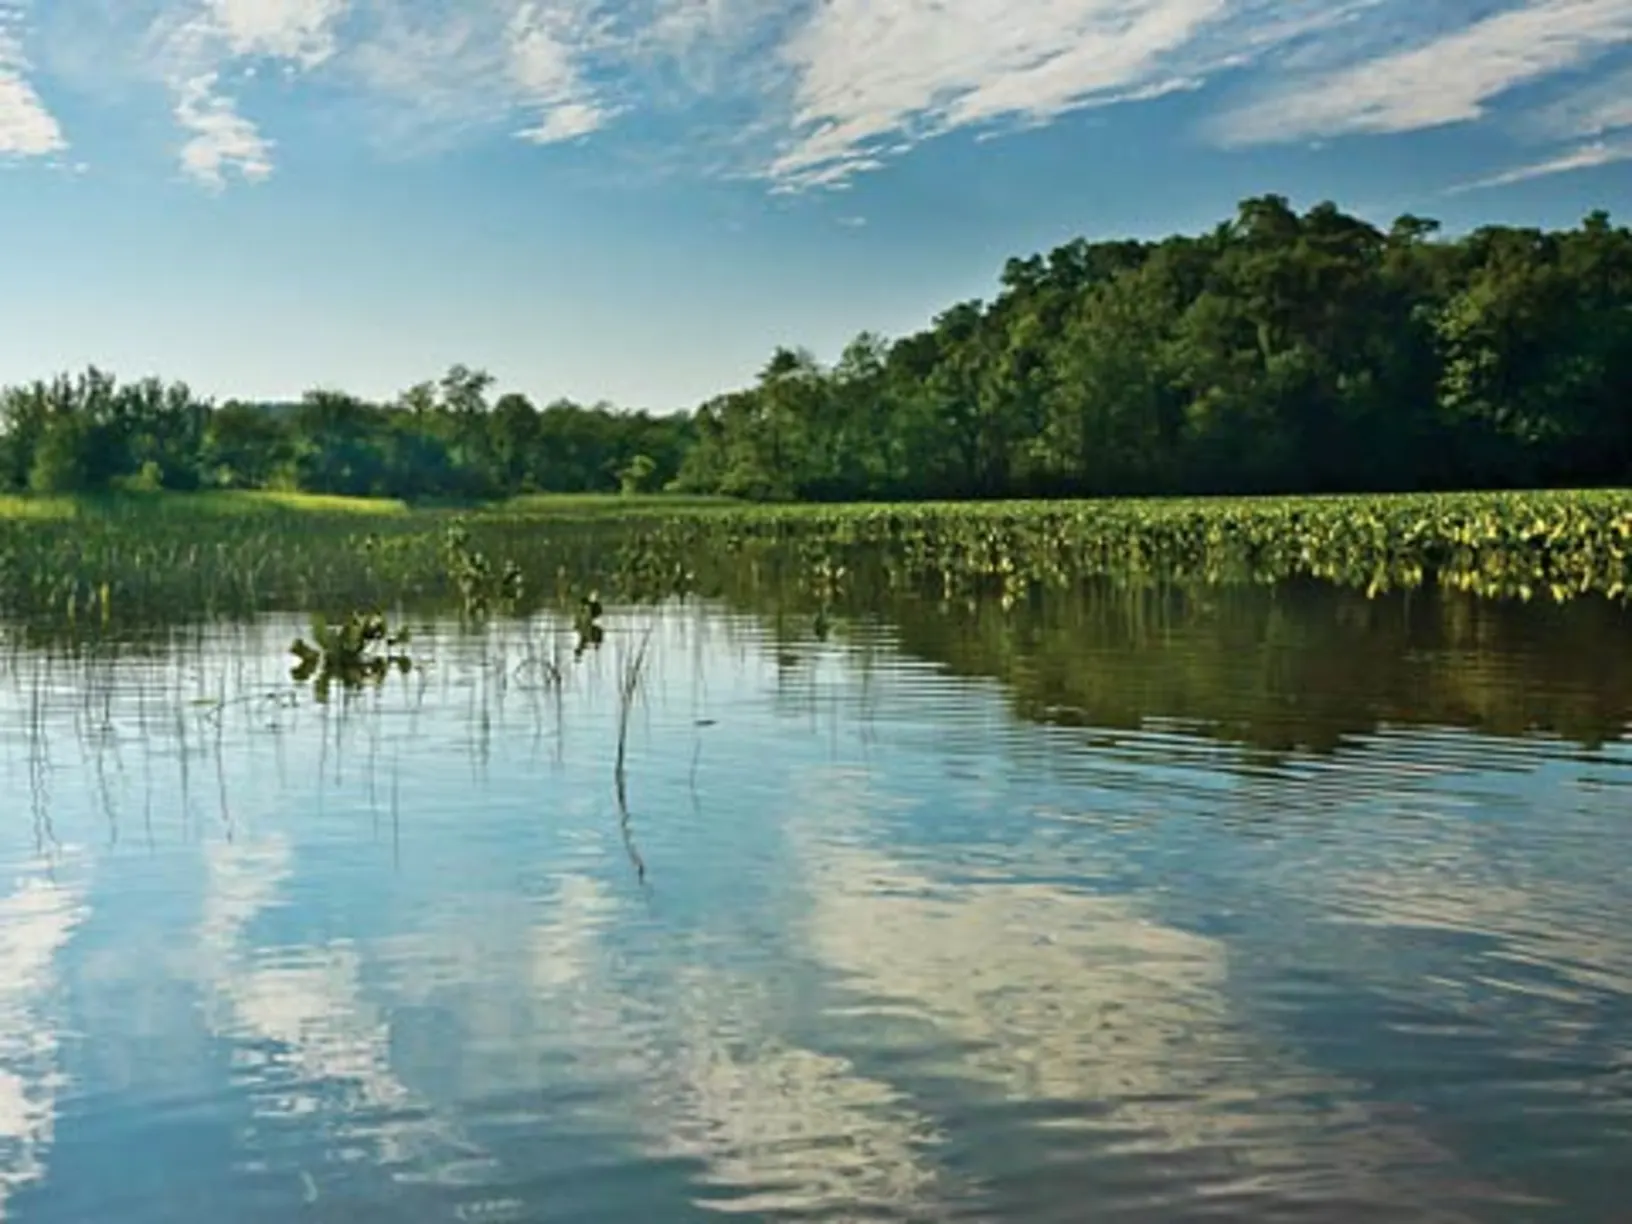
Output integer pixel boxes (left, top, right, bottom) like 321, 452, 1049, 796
205, 402, 293, 488
618, 453, 657, 495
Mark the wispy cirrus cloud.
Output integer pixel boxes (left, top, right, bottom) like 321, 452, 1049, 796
759, 0, 1353, 191
1448, 137, 1632, 193
344, 1, 620, 153
0, 2, 65, 157
509, 2, 615, 142
16, 0, 1632, 193
1531, 62, 1632, 140
1452, 59, 1632, 191
764, 0, 1207, 189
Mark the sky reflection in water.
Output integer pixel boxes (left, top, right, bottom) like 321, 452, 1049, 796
0, 589, 1628, 1222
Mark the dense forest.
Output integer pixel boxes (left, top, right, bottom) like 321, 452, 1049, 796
4, 195, 1630, 502
676, 196, 1632, 499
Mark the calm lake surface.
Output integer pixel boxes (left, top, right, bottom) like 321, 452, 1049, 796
1, 582, 1629, 1222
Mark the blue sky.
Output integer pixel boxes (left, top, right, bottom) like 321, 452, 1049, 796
2, 0, 1630, 412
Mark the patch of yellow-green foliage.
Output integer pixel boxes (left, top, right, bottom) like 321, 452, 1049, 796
0, 495, 78, 521
0, 487, 1629, 629
191, 490, 410, 516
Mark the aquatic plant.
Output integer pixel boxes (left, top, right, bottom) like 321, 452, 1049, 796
612, 623, 654, 884
605, 490, 1632, 608
573, 591, 606, 659
290, 610, 413, 703
443, 519, 524, 619
613, 624, 651, 793
3, 488, 1632, 633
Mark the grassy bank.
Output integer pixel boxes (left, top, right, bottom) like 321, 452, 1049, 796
0, 490, 412, 521
0, 488, 1628, 629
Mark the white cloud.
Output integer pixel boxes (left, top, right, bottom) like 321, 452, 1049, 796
0, 8, 66, 157
191, 0, 348, 66
142, 0, 350, 185
507, 1, 614, 143
173, 70, 274, 187
18, 0, 1632, 192
1215, 0, 1632, 146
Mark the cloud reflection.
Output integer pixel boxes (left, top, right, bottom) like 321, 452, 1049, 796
195, 837, 495, 1198
0, 867, 88, 1221
374, 871, 949, 1218
637, 969, 945, 1217
785, 767, 1500, 1217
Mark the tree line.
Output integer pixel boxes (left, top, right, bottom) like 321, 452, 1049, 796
5, 195, 1630, 503
0, 365, 692, 500
675, 196, 1632, 499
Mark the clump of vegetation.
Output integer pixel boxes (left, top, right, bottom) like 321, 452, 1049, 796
443, 519, 523, 619
611, 490, 1632, 606
290, 611, 413, 702
573, 591, 605, 659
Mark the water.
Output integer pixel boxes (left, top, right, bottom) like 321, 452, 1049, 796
1, 582, 1630, 1222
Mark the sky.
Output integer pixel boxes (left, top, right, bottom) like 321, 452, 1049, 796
1, 0, 1630, 412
